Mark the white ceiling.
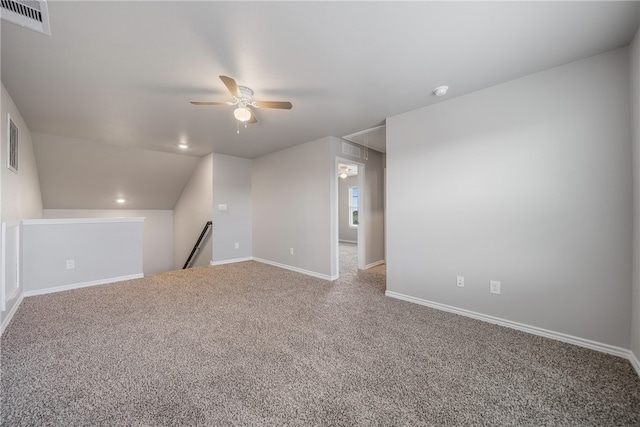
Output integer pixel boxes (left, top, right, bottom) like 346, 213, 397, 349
2, 1, 639, 209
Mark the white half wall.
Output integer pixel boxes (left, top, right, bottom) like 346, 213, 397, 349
386, 47, 633, 349
630, 28, 640, 366
174, 154, 213, 269
22, 218, 143, 294
212, 154, 252, 263
44, 209, 173, 275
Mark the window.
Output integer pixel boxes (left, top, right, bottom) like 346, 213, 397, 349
349, 186, 358, 227
7, 114, 18, 173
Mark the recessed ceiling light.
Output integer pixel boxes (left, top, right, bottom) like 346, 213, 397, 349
178, 143, 189, 149
433, 86, 449, 97
116, 198, 126, 204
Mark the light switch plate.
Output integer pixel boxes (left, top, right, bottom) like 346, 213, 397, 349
490, 280, 501, 295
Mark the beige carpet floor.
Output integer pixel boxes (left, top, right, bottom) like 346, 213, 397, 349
339, 242, 358, 275
1, 261, 639, 426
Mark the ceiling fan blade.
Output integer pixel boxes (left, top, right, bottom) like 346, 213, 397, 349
190, 101, 232, 106
219, 75, 240, 98
248, 112, 258, 124
254, 100, 293, 110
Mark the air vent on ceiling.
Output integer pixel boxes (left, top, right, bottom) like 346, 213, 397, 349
1, 0, 50, 35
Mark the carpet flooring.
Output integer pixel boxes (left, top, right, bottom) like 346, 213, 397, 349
339, 242, 358, 275
1, 261, 639, 426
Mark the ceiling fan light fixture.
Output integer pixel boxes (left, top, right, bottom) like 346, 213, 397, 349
234, 106, 252, 122
340, 172, 348, 179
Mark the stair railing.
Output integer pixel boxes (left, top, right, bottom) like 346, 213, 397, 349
183, 221, 212, 269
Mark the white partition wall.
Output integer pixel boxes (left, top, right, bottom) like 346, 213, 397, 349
22, 218, 144, 295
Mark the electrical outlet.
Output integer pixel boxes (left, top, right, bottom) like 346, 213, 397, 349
234, 242, 239, 249
490, 280, 501, 295
66, 259, 75, 270
456, 276, 464, 287
289, 247, 294, 255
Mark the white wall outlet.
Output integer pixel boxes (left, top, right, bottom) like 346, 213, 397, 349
490, 280, 501, 295
289, 247, 294, 255
234, 242, 239, 249
218, 204, 228, 211
66, 259, 75, 269
456, 276, 464, 287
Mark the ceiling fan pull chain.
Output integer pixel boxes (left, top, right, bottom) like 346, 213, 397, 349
237, 120, 240, 134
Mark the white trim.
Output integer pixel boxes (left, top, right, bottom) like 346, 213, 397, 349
22, 217, 145, 226
24, 274, 144, 297
339, 239, 357, 244
364, 260, 385, 269
343, 125, 386, 142
385, 291, 632, 360
1, 291, 24, 335
629, 351, 640, 377
253, 257, 338, 281
210, 257, 253, 266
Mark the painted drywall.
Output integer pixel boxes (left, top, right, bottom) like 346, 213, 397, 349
339, 175, 358, 242
173, 154, 213, 269
44, 209, 173, 275
631, 28, 640, 362
1, 84, 43, 221
0, 84, 43, 332
31, 132, 200, 210
387, 47, 633, 348
22, 218, 143, 293
331, 139, 385, 270
253, 137, 333, 278
212, 154, 252, 263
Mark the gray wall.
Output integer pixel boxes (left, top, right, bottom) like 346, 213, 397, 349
387, 47, 633, 348
0, 84, 43, 330
1, 84, 43, 221
173, 154, 213, 269
253, 137, 333, 277
631, 29, 640, 360
212, 154, 252, 263
22, 218, 143, 293
339, 175, 358, 242
44, 209, 173, 276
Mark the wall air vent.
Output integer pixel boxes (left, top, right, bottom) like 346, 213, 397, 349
1, 0, 50, 36
342, 142, 361, 159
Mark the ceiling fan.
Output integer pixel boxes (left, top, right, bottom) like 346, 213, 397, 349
191, 76, 293, 125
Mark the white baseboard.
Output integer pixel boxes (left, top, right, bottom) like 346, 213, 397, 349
339, 239, 357, 244
629, 351, 640, 377
1, 290, 24, 335
210, 257, 253, 266
364, 260, 385, 269
253, 257, 338, 281
385, 290, 635, 365
24, 273, 144, 297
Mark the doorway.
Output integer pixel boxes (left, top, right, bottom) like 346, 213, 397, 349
336, 158, 365, 276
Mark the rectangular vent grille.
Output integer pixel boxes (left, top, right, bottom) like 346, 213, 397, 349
7, 114, 18, 174
1, 0, 50, 35
342, 142, 361, 158
1, 0, 42, 22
